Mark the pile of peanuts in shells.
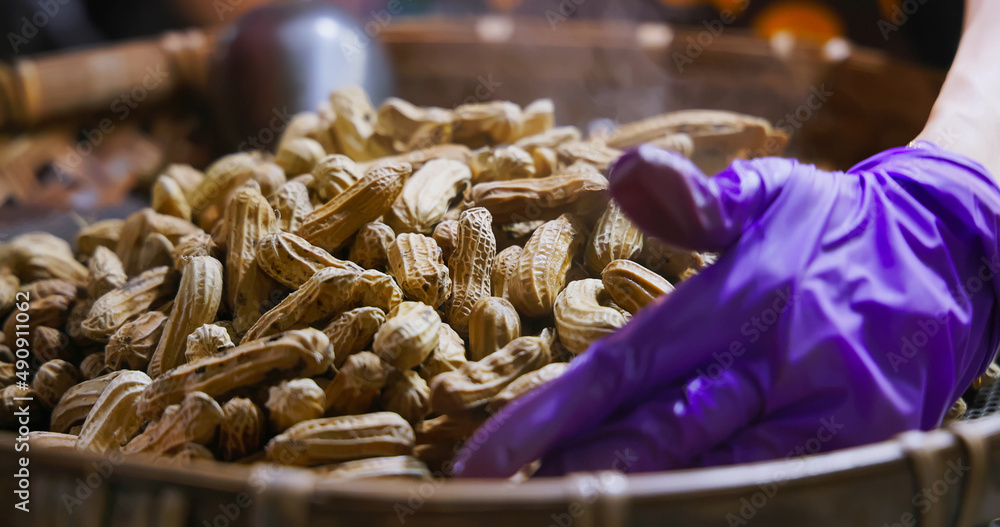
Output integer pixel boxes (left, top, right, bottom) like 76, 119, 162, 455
0, 87, 791, 480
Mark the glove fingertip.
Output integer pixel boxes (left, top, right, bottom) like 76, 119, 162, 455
451, 396, 554, 478
453, 351, 623, 478
609, 146, 795, 251
609, 145, 726, 251
452, 443, 511, 478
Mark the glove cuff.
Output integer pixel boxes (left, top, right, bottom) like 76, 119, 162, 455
853, 141, 1000, 380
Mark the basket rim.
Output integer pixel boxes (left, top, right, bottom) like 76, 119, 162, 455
5, 415, 996, 502
377, 16, 909, 69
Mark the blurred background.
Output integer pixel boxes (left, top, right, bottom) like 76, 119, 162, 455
0, 0, 964, 66
0, 0, 964, 68
0, 0, 962, 237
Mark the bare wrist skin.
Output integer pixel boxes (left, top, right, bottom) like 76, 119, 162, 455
917, 0, 1000, 177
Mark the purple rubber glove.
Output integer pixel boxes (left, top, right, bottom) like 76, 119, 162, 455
453, 141, 1000, 478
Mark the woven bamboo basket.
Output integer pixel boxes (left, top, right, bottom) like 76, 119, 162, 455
2, 412, 999, 526
3, 17, 997, 527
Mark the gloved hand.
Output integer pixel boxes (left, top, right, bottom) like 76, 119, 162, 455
453, 142, 1000, 478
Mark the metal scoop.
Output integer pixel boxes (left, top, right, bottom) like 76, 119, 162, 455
0, 0, 394, 149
